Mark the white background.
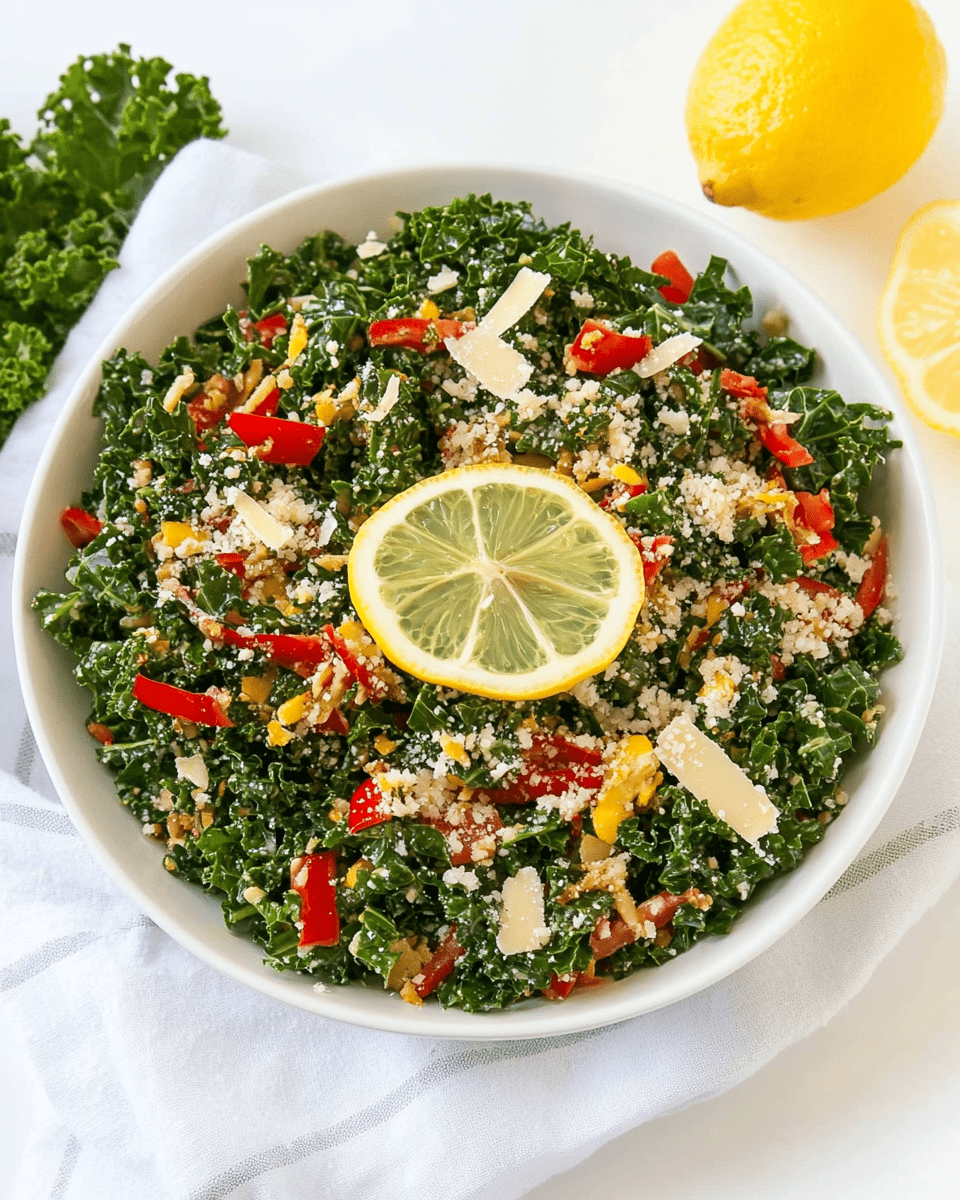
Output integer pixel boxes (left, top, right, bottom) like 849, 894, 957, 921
2, 1, 959, 1195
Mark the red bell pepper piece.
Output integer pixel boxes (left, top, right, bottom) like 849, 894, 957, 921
321, 708, 351, 736
215, 552, 247, 579
630, 533, 675, 587
290, 852, 340, 948
758, 422, 815, 469
245, 385, 281, 419
323, 623, 385, 699
227, 411, 325, 466
475, 736, 604, 805
524, 734, 603, 770
651, 250, 695, 305
599, 479, 647, 511
422, 805, 503, 866
542, 972, 579, 1001
254, 313, 288, 350
238, 310, 288, 350
589, 888, 710, 960
219, 627, 329, 672
488, 765, 604, 804
798, 532, 839, 564
60, 507, 102, 548
795, 576, 844, 601
413, 926, 466, 998
348, 777, 391, 833
719, 369, 767, 400
855, 535, 888, 619
258, 634, 329, 672
794, 489, 834, 535
568, 319, 652, 375
368, 317, 472, 354
722, 374, 815, 467
132, 674, 233, 727
793, 488, 838, 562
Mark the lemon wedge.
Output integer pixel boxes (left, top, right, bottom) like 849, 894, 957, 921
348, 464, 644, 700
878, 199, 960, 436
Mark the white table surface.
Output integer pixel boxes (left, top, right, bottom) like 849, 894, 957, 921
3, 1, 959, 1195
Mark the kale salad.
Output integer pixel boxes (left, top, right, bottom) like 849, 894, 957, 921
36, 195, 901, 1012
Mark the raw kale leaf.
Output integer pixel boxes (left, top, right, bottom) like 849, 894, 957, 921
777, 387, 899, 549
742, 336, 816, 387
0, 47, 226, 446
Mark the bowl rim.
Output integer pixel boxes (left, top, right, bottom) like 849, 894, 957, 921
12, 161, 945, 1039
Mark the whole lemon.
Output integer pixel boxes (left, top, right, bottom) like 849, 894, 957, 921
686, 0, 947, 220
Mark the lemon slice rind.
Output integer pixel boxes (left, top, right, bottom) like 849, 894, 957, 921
348, 464, 645, 701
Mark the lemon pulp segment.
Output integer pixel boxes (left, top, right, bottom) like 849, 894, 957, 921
348, 465, 644, 700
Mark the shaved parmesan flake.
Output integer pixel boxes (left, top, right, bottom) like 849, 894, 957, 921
636, 333, 703, 378
445, 330, 533, 400
365, 373, 401, 422
497, 866, 552, 955
427, 266, 460, 294
231, 489, 294, 551
316, 508, 339, 548
175, 753, 208, 791
477, 266, 551, 336
655, 714, 779, 844
356, 231, 388, 260
443, 266, 550, 399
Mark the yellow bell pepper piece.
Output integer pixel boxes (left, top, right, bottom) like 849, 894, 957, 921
612, 463, 644, 487
345, 858, 374, 888
276, 691, 310, 727
592, 735, 662, 844
440, 734, 471, 768
287, 312, 308, 362
161, 521, 208, 551
267, 720, 293, 747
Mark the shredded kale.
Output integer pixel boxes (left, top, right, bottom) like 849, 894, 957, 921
0, 46, 226, 445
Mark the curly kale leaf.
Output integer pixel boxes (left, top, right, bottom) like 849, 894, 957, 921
742, 336, 816, 387
345, 368, 430, 508
0, 47, 226, 446
681, 255, 758, 367
30, 45, 226, 227
777, 387, 900, 549
0, 321, 53, 443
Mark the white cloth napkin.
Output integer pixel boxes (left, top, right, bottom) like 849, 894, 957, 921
2, 140, 959, 1200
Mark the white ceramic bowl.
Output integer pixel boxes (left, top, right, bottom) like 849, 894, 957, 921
12, 165, 943, 1039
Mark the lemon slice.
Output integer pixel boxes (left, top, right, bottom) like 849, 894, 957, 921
878, 199, 960, 436
348, 464, 644, 700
